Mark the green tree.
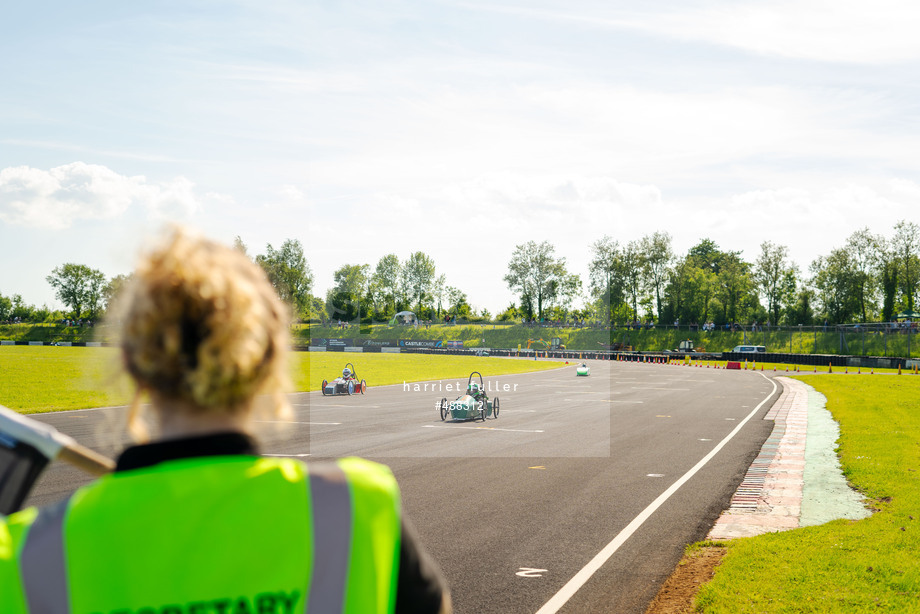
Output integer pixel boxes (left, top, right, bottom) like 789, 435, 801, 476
10, 295, 36, 322
588, 236, 627, 323
545, 272, 582, 319
431, 274, 448, 319
0, 293, 11, 321
445, 286, 468, 319
402, 252, 436, 315
621, 241, 645, 320
716, 255, 753, 324
370, 254, 401, 318
892, 220, 920, 312
877, 237, 899, 322
786, 287, 816, 325
103, 274, 132, 314
810, 249, 860, 324
639, 231, 673, 319
232, 236, 249, 257
255, 239, 313, 319
686, 239, 747, 325
754, 241, 798, 326
46, 263, 107, 319
504, 241, 569, 321
844, 228, 881, 322
327, 263, 371, 322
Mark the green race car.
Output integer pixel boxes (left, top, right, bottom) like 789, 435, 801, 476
438, 372, 500, 422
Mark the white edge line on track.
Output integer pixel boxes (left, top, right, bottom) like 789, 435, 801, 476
534, 373, 778, 614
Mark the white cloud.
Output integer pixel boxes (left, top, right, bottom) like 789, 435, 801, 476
0, 163, 201, 229
456, 0, 920, 64
645, 0, 920, 64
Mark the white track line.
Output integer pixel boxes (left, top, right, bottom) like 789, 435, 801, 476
535, 373, 777, 614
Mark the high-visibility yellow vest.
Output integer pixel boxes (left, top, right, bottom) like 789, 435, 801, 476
0, 455, 401, 614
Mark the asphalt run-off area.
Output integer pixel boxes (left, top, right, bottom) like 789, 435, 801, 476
26, 358, 851, 614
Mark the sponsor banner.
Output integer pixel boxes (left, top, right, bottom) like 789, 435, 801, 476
446, 340, 463, 348
398, 339, 443, 348
1, 340, 14, 345
86, 342, 103, 347
357, 339, 398, 348
310, 338, 353, 347
309, 346, 327, 352
28, 341, 43, 346
381, 347, 402, 353
344, 347, 363, 353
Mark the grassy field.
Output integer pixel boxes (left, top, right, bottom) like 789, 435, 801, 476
0, 346, 566, 413
694, 375, 920, 612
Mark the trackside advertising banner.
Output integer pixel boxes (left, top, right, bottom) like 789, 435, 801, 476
399, 339, 443, 348
310, 338, 353, 347
357, 339, 398, 348
446, 340, 463, 348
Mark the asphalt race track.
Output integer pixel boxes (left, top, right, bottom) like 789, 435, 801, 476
25, 358, 781, 614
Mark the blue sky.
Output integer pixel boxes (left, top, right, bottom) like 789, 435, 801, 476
2, 1, 919, 315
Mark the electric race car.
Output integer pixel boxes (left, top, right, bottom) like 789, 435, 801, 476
438, 372, 499, 422
321, 363, 367, 396
576, 362, 590, 376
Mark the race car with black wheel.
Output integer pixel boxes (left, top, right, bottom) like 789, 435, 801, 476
321, 362, 367, 396
438, 371, 499, 421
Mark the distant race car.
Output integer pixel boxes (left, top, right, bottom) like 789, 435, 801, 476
321, 362, 367, 396
576, 362, 590, 376
438, 371, 499, 422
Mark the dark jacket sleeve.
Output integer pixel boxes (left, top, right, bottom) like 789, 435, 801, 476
396, 514, 451, 613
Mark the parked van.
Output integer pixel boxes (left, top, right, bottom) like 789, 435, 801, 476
732, 345, 766, 353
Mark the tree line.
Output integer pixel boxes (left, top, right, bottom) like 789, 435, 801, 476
582, 221, 919, 327
2, 221, 917, 327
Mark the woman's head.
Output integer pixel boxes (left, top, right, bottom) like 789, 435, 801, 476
118, 227, 290, 436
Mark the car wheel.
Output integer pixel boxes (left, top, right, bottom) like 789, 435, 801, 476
493, 397, 499, 419
361, 379, 367, 394
347, 380, 354, 395
440, 398, 448, 421
321, 380, 328, 396
479, 403, 487, 421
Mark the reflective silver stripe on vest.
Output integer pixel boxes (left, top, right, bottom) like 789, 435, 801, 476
306, 463, 353, 614
20, 498, 71, 614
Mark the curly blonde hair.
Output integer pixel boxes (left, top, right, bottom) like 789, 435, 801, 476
118, 227, 291, 437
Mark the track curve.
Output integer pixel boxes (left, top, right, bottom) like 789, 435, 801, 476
24, 358, 780, 613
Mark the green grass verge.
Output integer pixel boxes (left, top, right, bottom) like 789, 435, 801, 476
675, 358, 915, 376
0, 346, 131, 413
0, 346, 565, 413
694, 376, 920, 612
